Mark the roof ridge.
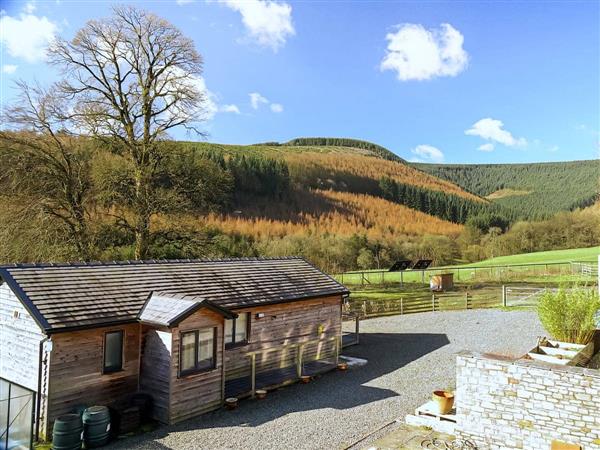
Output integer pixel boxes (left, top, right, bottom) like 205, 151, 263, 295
0, 256, 304, 270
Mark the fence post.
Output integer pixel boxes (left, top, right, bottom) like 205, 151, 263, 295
355, 315, 360, 345
465, 292, 469, 310
457, 268, 460, 281
400, 271, 404, 287
432, 294, 436, 312
502, 285, 507, 307
400, 297, 404, 315
361, 272, 365, 287
341, 272, 344, 284
250, 353, 257, 398
296, 344, 304, 378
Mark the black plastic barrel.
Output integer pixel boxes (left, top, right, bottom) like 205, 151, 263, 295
52, 414, 82, 450
82, 406, 111, 448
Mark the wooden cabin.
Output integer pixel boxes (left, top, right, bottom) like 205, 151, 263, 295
0, 258, 349, 440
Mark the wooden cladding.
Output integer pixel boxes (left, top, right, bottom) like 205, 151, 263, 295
169, 309, 224, 423
45, 323, 140, 436
225, 295, 342, 381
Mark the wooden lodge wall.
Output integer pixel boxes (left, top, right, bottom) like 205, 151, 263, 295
169, 310, 225, 423
139, 327, 172, 424
224, 295, 342, 381
44, 323, 140, 437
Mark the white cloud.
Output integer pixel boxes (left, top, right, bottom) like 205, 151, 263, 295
465, 118, 527, 147
221, 0, 295, 51
0, 6, 58, 63
478, 143, 494, 152
24, 2, 36, 13
248, 91, 283, 113
381, 23, 468, 81
270, 103, 283, 113
410, 144, 444, 163
220, 104, 240, 114
2, 64, 18, 74
249, 92, 269, 109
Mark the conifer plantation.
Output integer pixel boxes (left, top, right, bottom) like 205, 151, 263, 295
1, 136, 598, 272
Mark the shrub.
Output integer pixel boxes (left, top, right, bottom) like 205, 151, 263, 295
537, 286, 600, 344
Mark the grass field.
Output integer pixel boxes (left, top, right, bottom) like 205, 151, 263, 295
334, 246, 599, 286
461, 246, 599, 267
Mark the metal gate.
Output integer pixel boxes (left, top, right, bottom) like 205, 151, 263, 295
0, 379, 35, 450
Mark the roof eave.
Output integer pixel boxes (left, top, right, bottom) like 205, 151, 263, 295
0, 269, 52, 334
168, 301, 237, 326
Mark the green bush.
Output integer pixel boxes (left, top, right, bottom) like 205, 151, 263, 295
537, 286, 600, 344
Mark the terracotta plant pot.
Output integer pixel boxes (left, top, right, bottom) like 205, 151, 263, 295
432, 390, 454, 414
255, 389, 267, 400
300, 375, 311, 384
337, 362, 348, 371
225, 397, 238, 410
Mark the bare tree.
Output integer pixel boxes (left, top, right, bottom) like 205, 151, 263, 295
0, 81, 95, 260
48, 5, 209, 259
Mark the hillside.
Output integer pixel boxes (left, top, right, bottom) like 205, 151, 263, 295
0, 135, 489, 270
172, 139, 490, 237
415, 160, 600, 219
2, 134, 599, 273
186, 140, 483, 202
461, 246, 599, 267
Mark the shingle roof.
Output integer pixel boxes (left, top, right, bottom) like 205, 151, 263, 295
0, 257, 348, 333
138, 292, 237, 327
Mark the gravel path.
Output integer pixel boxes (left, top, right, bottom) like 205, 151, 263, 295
109, 309, 544, 450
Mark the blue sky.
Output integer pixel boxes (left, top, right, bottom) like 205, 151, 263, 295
1, 0, 599, 164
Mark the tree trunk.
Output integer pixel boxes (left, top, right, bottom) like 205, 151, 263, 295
133, 167, 151, 260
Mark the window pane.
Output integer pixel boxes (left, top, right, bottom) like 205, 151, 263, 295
104, 331, 123, 371
197, 328, 214, 370
235, 313, 248, 343
224, 319, 233, 344
181, 332, 196, 372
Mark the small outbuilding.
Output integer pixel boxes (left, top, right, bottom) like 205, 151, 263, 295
430, 273, 454, 292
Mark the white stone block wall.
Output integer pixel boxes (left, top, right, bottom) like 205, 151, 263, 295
456, 351, 600, 449
0, 283, 45, 391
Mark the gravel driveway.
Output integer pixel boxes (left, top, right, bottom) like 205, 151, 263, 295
109, 309, 545, 450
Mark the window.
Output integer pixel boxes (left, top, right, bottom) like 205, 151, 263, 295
179, 328, 217, 376
225, 313, 249, 348
103, 330, 124, 373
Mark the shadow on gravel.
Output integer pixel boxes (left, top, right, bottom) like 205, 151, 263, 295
121, 331, 449, 444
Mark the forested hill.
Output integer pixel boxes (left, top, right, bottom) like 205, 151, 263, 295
414, 160, 600, 219
2, 133, 599, 271
184, 139, 491, 225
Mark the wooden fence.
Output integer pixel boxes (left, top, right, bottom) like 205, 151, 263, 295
345, 290, 500, 318
334, 261, 596, 286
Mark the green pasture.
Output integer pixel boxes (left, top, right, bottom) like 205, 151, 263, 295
462, 246, 599, 267
334, 246, 599, 286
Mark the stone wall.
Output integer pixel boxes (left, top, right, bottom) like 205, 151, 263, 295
456, 351, 600, 449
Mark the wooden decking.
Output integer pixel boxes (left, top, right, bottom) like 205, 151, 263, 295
225, 360, 336, 398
